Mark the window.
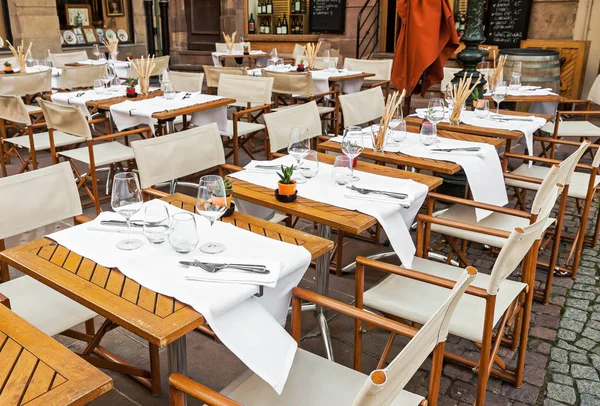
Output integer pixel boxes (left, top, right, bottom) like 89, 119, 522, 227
56, 0, 134, 47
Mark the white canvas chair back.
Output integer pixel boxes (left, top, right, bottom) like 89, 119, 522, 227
352, 268, 477, 405
588, 75, 600, 105
530, 164, 561, 220
487, 209, 555, 295
264, 101, 321, 153
343, 58, 392, 81
0, 95, 32, 125
0, 162, 82, 239
130, 56, 170, 78
203, 66, 247, 88
292, 44, 306, 58
294, 56, 339, 70
38, 99, 92, 140
592, 148, 600, 168
233, 42, 251, 52
131, 123, 225, 189
170, 71, 204, 92
60, 65, 105, 89
50, 50, 89, 68
555, 140, 590, 186
0, 55, 18, 68
339, 86, 385, 126
215, 43, 228, 52
217, 74, 273, 105
0, 70, 51, 96
261, 70, 314, 96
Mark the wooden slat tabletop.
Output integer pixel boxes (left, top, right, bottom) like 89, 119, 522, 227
0, 305, 112, 406
327, 72, 375, 82
230, 152, 442, 235
317, 129, 505, 175
0, 194, 332, 348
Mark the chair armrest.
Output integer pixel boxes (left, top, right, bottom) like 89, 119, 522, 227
292, 287, 419, 338
0, 292, 10, 309
142, 188, 169, 199
232, 104, 270, 120
74, 215, 92, 225
428, 192, 532, 219
557, 110, 600, 116
368, 80, 390, 89
532, 136, 599, 150
169, 374, 241, 406
92, 127, 152, 143
309, 89, 340, 101
219, 163, 243, 175
88, 117, 109, 125
356, 256, 487, 298
418, 213, 513, 239
560, 99, 592, 109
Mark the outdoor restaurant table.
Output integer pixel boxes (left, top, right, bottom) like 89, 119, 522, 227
227, 152, 441, 361
0, 193, 332, 397
317, 129, 506, 175
0, 303, 113, 405
212, 51, 268, 68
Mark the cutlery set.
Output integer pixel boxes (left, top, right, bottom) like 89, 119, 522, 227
180, 259, 270, 274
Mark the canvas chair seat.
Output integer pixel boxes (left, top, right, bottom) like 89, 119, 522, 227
506, 164, 600, 200
228, 101, 265, 109
4, 130, 81, 151
58, 141, 134, 166
431, 204, 556, 248
23, 104, 42, 114
220, 120, 265, 138
0, 276, 97, 337
363, 257, 526, 343
220, 348, 424, 405
542, 121, 600, 138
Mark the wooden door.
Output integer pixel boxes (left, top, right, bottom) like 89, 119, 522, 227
186, 0, 221, 51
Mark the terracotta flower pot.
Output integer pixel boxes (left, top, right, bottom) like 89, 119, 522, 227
211, 195, 228, 208
278, 181, 297, 196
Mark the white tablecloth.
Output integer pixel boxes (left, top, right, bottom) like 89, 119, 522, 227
47, 199, 310, 394
332, 131, 507, 221
212, 51, 268, 67
248, 67, 365, 95
229, 155, 429, 268
51, 87, 127, 118
109, 93, 228, 134
485, 86, 559, 117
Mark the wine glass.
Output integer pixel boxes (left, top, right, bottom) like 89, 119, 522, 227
287, 127, 310, 184
511, 61, 522, 78
25, 51, 34, 68
143, 204, 171, 244
169, 213, 198, 254
341, 126, 364, 181
98, 53, 107, 63
94, 79, 104, 94
160, 67, 171, 84
162, 81, 176, 100
474, 99, 490, 119
426, 98, 446, 128
332, 155, 352, 185
196, 175, 227, 254
389, 119, 407, 143
492, 80, 508, 114
419, 121, 437, 146
509, 73, 521, 91
300, 150, 319, 179
111, 172, 143, 250
270, 48, 279, 63
93, 44, 101, 60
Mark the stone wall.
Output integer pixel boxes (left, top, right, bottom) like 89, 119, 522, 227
528, 0, 580, 40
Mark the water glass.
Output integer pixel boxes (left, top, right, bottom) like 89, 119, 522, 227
196, 175, 227, 254
94, 79, 104, 94
93, 44, 101, 60
162, 81, 176, 100
111, 172, 143, 250
288, 127, 310, 184
341, 126, 364, 181
332, 155, 352, 185
419, 121, 437, 146
492, 80, 508, 114
169, 212, 198, 254
143, 204, 170, 244
160, 67, 171, 84
99, 53, 107, 63
300, 150, 319, 179
389, 119, 407, 143
426, 98, 446, 125
270, 48, 278, 63
445, 83, 454, 110
511, 61, 522, 77
509, 73, 521, 91
474, 99, 490, 119
369, 124, 387, 153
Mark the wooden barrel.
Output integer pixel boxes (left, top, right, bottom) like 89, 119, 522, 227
499, 48, 560, 92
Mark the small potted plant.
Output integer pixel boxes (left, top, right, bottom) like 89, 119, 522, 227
126, 77, 137, 98
211, 178, 236, 216
126, 52, 133, 60
275, 165, 297, 202
4, 61, 13, 74
297, 59, 305, 72
243, 45, 249, 55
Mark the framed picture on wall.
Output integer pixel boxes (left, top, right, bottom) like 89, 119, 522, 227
96, 28, 105, 43
65, 4, 92, 27
83, 28, 98, 44
105, 0, 125, 16
73, 28, 86, 44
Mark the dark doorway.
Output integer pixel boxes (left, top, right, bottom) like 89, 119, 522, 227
185, 0, 221, 51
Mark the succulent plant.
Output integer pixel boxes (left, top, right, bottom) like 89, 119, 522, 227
223, 177, 233, 196
127, 76, 137, 88
277, 165, 295, 184
4, 62, 10, 67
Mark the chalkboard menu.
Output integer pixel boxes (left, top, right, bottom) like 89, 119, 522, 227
484, 0, 533, 48
309, 0, 345, 34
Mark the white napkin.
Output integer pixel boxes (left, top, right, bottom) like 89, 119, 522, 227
230, 155, 428, 268
484, 86, 556, 97
47, 199, 310, 394
243, 161, 290, 174
184, 256, 282, 288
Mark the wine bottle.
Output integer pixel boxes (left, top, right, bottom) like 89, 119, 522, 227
276, 18, 281, 34
295, 0, 300, 13
266, 0, 272, 14
249, 14, 255, 34
283, 15, 288, 34
265, 20, 270, 34
300, 0, 305, 13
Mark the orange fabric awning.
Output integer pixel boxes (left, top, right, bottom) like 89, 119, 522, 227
391, 0, 459, 95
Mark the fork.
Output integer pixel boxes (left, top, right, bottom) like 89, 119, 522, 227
180, 260, 270, 274
348, 185, 408, 199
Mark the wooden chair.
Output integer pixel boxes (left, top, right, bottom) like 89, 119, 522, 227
294, 55, 339, 70
170, 272, 476, 406
356, 207, 555, 405
541, 110, 600, 148
38, 99, 151, 214
338, 86, 385, 127
129, 55, 170, 78
0, 70, 51, 110
50, 50, 89, 68
0, 162, 97, 339
0, 95, 82, 176
170, 71, 205, 92
343, 58, 393, 97
59, 65, 106, 90
261, 69, 339, 136
504, 137, 599, 285
216, 74, 273, 166
203, 65, 248, 94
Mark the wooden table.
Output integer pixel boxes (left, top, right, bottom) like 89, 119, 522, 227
0, 304, 113, 405
0, 193, 332, 396
228, 152, 441, 361
317, 130, 506, 175
485, 94, 565, 103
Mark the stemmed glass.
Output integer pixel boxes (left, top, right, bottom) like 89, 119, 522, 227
341, 126, 364, 182
25, 51, 34, 69
111, 172, 143, 250
196, 175, 227, 254
492, 80, 508, 114
93, 44, 101, 60
287, 127, 310, 184
270, 48, 279, 64
445, 83, 454, 111
419, 121, 437, 146
426, 98, 446, 130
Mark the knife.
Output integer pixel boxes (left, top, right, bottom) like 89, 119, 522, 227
430, 147, 481, 152
100, 220, 145, 227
